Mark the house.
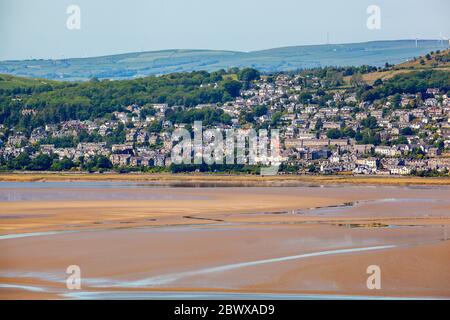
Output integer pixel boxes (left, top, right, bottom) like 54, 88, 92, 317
329, 139, 349, 147
136, 131, 148, 144
40, 144, 55, 155
374, 146, 401, 157
389, 166, 411, 175
356, 157, 379, 169
354, 144, 374, 155
427, 147, 442, 157
113, 112, 128, 124
428, 158, 450, 170
110, 154, 131, 166
320, 162, 346, 174
29, 127, 48, 144
7, 135, 27, 147
163, 121, 173, 129
126, 129, 137, 142
353, 165, 375, 175
303, 149, 331, 160
111, 144, 134, 154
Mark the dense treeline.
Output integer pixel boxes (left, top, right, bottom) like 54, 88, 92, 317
0, 154, 267, 174
166, 107, 232, 126
359, 70, 450, 101
0, 70, 248, 132
0, 152, 112, 172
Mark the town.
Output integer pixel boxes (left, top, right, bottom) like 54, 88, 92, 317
1, 50, 449, 177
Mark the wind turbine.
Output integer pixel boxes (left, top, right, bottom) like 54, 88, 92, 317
412, 34, 422, 48
439, 32, 449, 47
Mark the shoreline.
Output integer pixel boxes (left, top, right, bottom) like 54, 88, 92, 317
1, 172, 450, 186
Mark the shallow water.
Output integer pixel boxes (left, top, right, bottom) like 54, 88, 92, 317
62, 291, 429, 300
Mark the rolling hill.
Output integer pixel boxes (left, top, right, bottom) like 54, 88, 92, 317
343, 49, 450, 85
0, 40, 448, 81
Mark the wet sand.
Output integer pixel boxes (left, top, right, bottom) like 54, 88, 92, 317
0, 184, 449, 299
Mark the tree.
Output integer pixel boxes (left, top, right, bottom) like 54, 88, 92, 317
8, 153, 31, 170
238, 68, 260, 82
326, 128, 342, 139
51, 157, 75, 171
355, 129, 363, 142
361, 116, 378, 129
219, 112, 232, 125
315, 118, 323, 131
308, 164, 317, 173
341, 126, 356, 138
299, 92, 312, 103
271, 111, 282, 126
401, 127, 415, 136
254, 105, 268, 117
374, 79, 383, 86
434, 139, 445, 150
391, 93, 402, 109
28, 154, 53, 171
222, 80, 242, 97
242, 111, 254, 124
96, 155, 112, 169
358, 129, 381, 145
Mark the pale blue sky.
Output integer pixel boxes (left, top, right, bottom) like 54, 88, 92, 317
1, 0, 449, 60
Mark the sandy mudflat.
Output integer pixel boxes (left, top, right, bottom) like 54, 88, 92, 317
0, 184, 449, 299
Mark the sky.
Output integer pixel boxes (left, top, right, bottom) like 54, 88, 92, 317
1, 0, 449, 60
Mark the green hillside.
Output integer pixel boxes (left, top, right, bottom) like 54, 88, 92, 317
0, 40, 448, 81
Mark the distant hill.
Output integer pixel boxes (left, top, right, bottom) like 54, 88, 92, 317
0, 40, 448, 81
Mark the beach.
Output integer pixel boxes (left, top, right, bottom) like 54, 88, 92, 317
0, 181, 449, 299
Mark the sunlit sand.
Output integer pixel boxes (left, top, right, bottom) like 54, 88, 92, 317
1, 182, 449, 299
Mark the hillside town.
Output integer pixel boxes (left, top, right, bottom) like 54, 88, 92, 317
1, 69, 450, 176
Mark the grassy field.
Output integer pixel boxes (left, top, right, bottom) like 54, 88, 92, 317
222, 73, 238, 81
0, 74, 60, 90
343, 49, 450, 85
1, 172, 449, 186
